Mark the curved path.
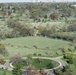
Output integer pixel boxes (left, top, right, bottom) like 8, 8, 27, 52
0, 56, 67, 75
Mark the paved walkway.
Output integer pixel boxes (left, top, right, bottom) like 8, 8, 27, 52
0, 56, 67, 75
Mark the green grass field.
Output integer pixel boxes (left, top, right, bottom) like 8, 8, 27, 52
0, 69, 12, 75
31, 59, 59, 69
1, 36, 71, 57
21, 59, 59, 69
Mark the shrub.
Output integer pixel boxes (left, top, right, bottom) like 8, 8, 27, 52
0, 58, 5, 64
0, 43, 9, 56
33, 44, 38, 49
38, 53, 42, 56
33, 53, 37, 56
10, 53, 22, 63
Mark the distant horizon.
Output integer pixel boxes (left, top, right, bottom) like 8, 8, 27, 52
0, 0, 76, 3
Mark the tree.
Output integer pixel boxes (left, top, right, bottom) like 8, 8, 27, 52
0, 43, 9, 56
25, 66, 39, 75
56, 66, 73, 75
40, 68, 47, 75
0, 58, 5, 64
50, 13, 60, 20
10, 53, 22, 63
25, 66, 47, 75
64, 52, 74, 64
7, 19, 21, 28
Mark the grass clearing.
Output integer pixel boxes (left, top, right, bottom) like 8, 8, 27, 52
1, 36, 71, 58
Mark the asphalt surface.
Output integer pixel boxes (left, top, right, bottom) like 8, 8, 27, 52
0, 56, 67, 75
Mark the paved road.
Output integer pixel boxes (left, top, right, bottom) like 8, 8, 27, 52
0, 56, 67, 75
47, 56, 67, 75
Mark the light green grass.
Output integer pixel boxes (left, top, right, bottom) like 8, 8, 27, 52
1, 36, 71, 57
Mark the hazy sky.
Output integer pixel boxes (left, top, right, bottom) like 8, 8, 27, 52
0, 0, 76, 3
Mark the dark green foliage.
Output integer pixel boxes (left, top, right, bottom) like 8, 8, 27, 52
33, 53, 37, 56
38, 53, 42, 56
31, 59, 56, 69
46, 63, 53, 69
12, 63, 22, 75
55, 66, 73, 75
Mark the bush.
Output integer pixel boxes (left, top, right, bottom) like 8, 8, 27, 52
10, 53, 22, 63
0, 43, 9, 56
33, 53, 37, 56
38, 53, 42, 56
0, 58, 5, 64
33, 44, 38, 49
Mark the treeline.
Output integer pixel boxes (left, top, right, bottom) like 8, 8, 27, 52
0, 3, 76, 21
0, 19, 75, 42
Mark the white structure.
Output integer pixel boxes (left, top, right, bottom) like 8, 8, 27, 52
31, 0, 68, 2
55, 0, 67, 2
32, 0, 49, 2
72, 5, 76, 7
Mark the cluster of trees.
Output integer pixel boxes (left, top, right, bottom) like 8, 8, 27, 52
55, 53, 76, 75
0, 19, 74, 42
63, 52, 74, 64
67, 20, 76, 32
12, 64, 47, 75
24, 66, 47, 75
0, 3, 75, 58
54, 66, 73, 75
0, 3, 76, 21
10, 54, 47, 75
0, 3, 76, 43
5, 19, 35, 38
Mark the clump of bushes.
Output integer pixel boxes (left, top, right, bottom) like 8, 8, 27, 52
33, 53, 42, 56
0, 43, 9, 56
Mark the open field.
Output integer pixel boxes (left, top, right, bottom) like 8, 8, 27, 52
1, 36, 71, 57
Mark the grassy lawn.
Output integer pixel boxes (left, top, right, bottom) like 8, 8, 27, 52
15, 59, 59, 69
0, 69, 12, 75
1, 36, 71, 58
31, 59, 59, 69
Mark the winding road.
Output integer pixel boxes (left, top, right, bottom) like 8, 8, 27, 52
0, 56, 67, 75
